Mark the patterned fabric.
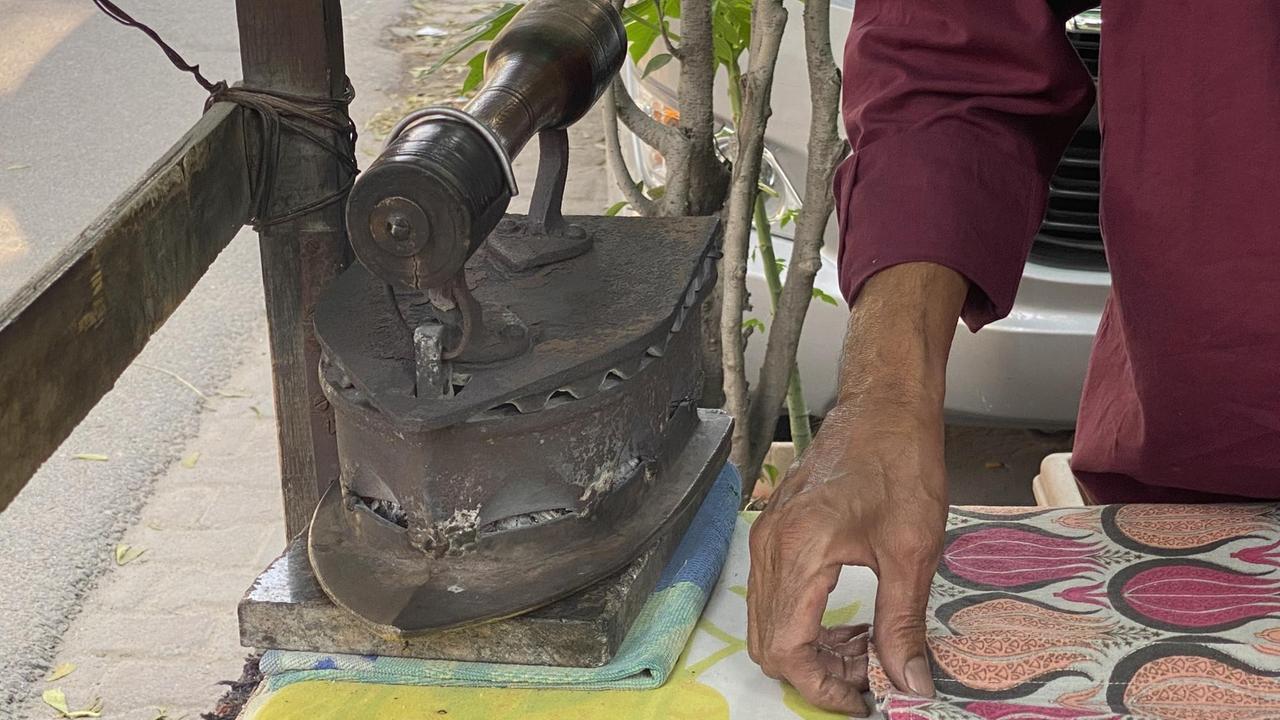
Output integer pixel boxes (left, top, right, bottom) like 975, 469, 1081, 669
257, 464, 741, 692
871, 504, 1280, 720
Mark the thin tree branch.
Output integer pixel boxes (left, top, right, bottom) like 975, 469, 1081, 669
742, 0, 848, 489
611, 76, 680, 151
603, 83, 660, 217
654, 0, 682, 60
720, 0, 788, 480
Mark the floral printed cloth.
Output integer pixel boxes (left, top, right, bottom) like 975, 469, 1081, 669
871, 504, 1280, 720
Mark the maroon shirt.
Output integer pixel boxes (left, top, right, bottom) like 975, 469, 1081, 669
834, 1, 1280, 502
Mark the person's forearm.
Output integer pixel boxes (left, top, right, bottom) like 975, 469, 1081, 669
834, 262, 969, 422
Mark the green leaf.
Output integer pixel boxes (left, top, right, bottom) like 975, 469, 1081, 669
43, 688, 70, 715
114, 544, 146, 566
775, 258, 786, 274
822, 600, 863, 627
762, 463, 779, 486
778, 208, 799, 228
72, 453, 108, 462
621, 2, 661, 34
710, 0, 753, 69
45, 663, 76, 682
644, 184, 666, 200
641, 53, 673, 78
426, 2, 520, 76
180, 451, 200, 469
812, 288, 839, 306
461, 51, 487, 95
604, 201, 629, 217
711, 33, 735, 67
741, 317, 765, 333
626, 24, 660, 64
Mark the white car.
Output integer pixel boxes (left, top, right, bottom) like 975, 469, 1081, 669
620, 5, 1107, 429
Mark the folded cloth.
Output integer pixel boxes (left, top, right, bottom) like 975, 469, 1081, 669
259, 463, 741, 692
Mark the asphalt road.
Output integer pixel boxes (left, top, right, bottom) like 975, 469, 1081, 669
0, 0, 405, 703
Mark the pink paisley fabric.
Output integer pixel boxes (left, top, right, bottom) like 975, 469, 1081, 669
869, 505, 1280, 719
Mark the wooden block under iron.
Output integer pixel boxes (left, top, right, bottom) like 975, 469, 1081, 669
238, 410, 731, 668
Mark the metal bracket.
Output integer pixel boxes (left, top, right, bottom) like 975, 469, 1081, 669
488, 129, 593, 272
529, 128, 570, 235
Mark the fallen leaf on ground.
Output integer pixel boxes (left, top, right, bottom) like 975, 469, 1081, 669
42, 688, 70, 714
250, 405, 264, 419
6, 163, 31, 171
135, 362, 208, 400
71, 453, 109, 462
42, 689, 100, 717
180, 451, 200, 468
114, 543, 146, 565
45, 663, 75, 682
214, 390, 251, 399
67, 697, 103, 718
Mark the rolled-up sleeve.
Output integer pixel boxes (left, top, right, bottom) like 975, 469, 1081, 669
834, 0, 1096, 330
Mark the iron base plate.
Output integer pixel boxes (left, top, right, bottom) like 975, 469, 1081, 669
238, 411, 731, 667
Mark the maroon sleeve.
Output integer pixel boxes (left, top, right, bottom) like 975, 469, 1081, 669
834, 0, 1095, 331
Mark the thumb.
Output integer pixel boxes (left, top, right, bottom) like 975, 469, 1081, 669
872, 542, 938, 698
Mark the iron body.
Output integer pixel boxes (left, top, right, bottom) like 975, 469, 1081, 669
310, 215, 724, 632
309, 0, 731, 635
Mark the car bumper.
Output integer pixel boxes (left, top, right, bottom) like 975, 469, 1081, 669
743, 239, 1109, 428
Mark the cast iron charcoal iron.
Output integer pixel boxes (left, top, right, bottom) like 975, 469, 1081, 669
308, 0, 731, 635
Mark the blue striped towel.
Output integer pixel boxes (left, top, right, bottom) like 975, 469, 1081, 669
259, 463, 741, 691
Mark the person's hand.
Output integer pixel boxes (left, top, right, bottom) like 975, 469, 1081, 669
746, 401, 948, 715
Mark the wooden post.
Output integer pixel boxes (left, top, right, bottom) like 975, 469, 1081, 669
236, 0, 351, 539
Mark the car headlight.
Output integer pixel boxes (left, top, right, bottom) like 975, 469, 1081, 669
629, 79, 681, 190
628, 77, 803, 234
714, 127, 803, 232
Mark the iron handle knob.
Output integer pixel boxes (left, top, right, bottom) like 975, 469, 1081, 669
346, 0, 626, 292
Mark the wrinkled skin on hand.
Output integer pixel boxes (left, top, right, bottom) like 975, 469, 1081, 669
747, 404, 948, 716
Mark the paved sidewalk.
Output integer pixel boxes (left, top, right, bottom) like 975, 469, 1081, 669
17, 335, 284, 720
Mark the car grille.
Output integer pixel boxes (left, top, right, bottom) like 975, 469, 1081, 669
1030, 29, 1106, 271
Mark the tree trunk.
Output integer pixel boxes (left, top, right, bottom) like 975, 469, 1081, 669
740, 0, 847, 491
719, 0, 788, 480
